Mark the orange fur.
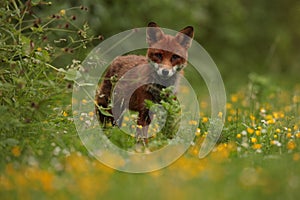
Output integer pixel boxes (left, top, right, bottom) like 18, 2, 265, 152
95, 22, 194, 141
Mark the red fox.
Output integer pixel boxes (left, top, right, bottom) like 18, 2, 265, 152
95, 22, 194, 142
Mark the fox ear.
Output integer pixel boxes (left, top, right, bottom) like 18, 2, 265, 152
147, 22, 164, 46
175, 26, 194, 49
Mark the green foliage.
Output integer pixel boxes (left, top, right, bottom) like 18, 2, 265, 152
154, 86, 181, 139
104, 127, 136, 149
46, 0, 300, 80
0, 0, 95, 166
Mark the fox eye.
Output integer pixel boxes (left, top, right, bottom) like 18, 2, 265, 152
171, 54, 180, 61
154, 53, 163, 60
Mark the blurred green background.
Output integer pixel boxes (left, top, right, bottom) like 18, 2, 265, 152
1, 1, 300, 199
39, 0, 300, 87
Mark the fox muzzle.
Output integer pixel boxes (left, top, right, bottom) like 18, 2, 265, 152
148, 59, 184, 78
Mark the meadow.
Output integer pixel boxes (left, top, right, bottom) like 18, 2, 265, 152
1, 1, 300, 199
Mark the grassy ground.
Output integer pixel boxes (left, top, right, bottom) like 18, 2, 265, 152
1, 74, 300, 200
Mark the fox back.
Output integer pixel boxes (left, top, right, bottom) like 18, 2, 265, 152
96, 22, 194, 141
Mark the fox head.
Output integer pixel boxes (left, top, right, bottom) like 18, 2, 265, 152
146, 22, 194, 79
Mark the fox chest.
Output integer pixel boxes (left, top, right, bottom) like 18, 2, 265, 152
128, 83, 164, 111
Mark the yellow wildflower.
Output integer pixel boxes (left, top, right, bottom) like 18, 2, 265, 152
39, 171, 54, 191
150, 127, 157, 133
11, 146, 21, 157
265, 114, 273, 120
236, 133, 242, 139
250, 115, 255, 121
88, 111, 94, 117
189, 120, 198, 125
274, 134, 278, 139
255, 130, 261, 136
60, 9, 66, 16
37, 47, 42, 52
137, 125, 143, 129
279, 112, 285, 118
218, 112, 223, 118
267, 119, 275, 124
231, 94, 238, 103
260, 108, 266, 113
270, 140, 277, 145
192, 148, 198, 156
293, 153, 300, 161
229, 109, 236, 115
296, 132, 300, 138
252, 144, 262, 149
275, 128, 281, 133
247, 127, 255, 134
195, 128, 201, 136
202, 117, 209, 123
226, 103, 232, 109
287, 140, 296, 150
274, 111, 284, 119
62, 111, 68, 117
82, 99, 88, 104
287, 133, 292, 138
251, 137, 257, 143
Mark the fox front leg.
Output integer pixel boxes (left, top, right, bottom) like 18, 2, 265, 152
136, 110, 152, 145
136, 126, 149, 145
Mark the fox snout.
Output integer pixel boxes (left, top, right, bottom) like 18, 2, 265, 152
149, 60, 184, 79
156, 64, 177, 78
161, 69, 170, 76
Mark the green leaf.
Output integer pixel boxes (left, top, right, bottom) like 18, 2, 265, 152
97, 106, 113, 117
20, 35, 31, 54
58, 68, 82, 81
4, 138, 19, 146
30, 26, 44, 33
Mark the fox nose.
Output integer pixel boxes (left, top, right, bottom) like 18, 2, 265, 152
162, 69, 169, 76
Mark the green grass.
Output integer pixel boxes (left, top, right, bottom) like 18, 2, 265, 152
1, 72, 300, 200
1, 1, 300, 200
